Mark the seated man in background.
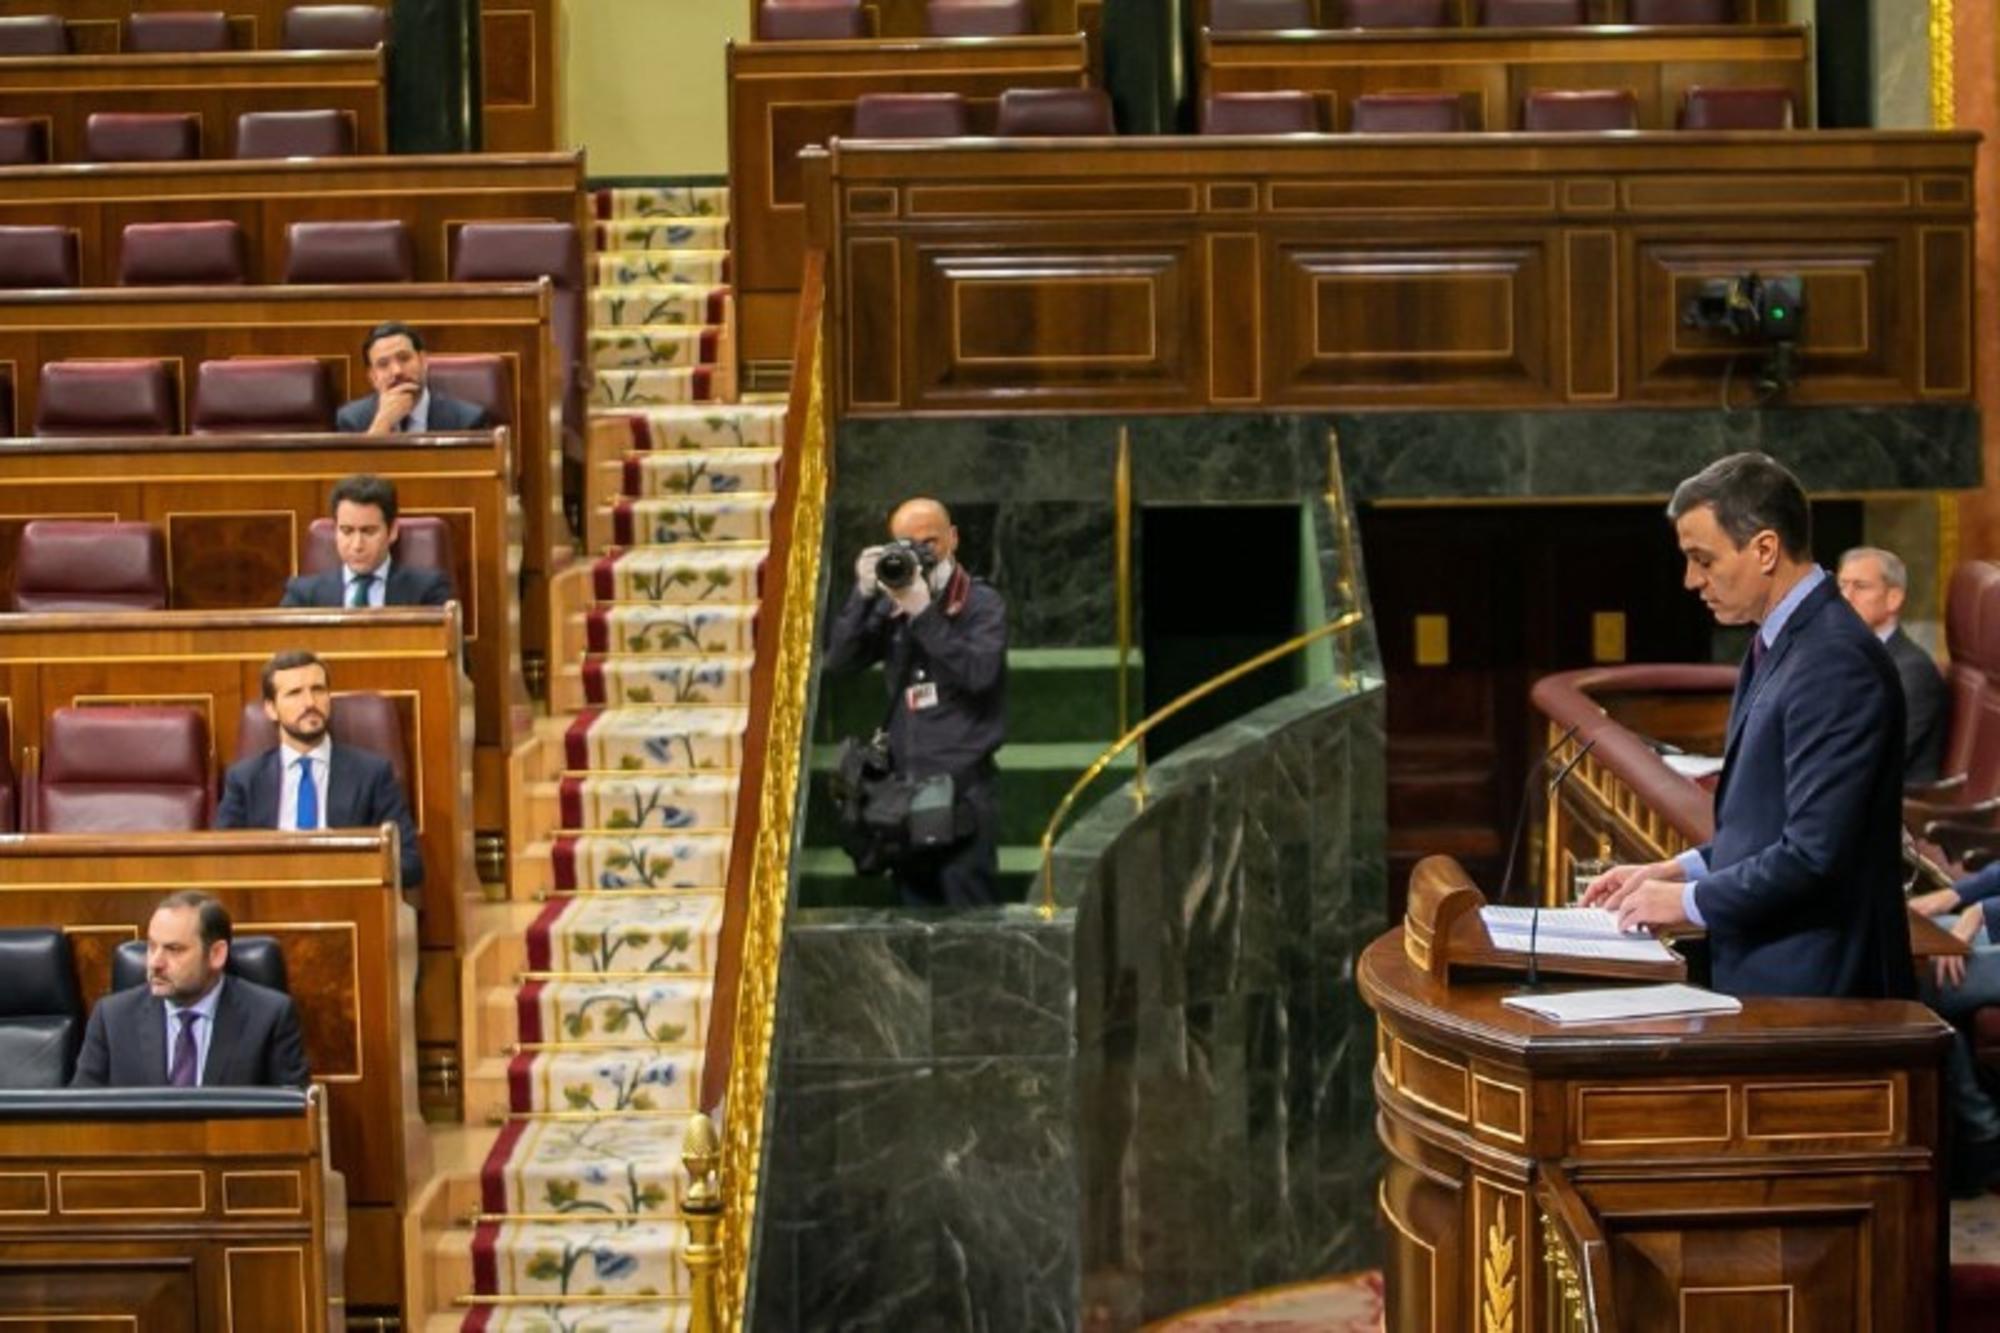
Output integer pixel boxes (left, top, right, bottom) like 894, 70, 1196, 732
279, 474, 453, 609
336, 321, 490, 436
72, 891, 309, 1089
216, 649, 424, 892
1912, 867, 2000, 1193
1838, 545, 1948, 781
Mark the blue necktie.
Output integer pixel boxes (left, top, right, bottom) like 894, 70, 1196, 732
169, 1011, 198, 1087
296, 755, 319, 830
348, 571, 375, 608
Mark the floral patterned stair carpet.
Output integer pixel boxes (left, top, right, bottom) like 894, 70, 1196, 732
450, 184, 773, 1333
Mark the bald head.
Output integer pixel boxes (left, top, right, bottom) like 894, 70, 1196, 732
889, 496, 958, 564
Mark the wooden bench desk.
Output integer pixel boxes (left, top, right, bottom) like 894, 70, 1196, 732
1192, 0, 1787, 28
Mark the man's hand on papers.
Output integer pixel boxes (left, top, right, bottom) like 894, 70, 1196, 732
1580, 858, 1683, 909
1608, 879, 1693, 935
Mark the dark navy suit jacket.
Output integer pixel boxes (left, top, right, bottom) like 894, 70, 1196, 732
278, 562, 453, 608
1694, 575, 1915, 999
71, 976, 310, 1089
333, 390, 489, 434
215, 744, 424, 892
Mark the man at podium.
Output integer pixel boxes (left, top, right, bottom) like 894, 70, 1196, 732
1582, 452, 1915, 1001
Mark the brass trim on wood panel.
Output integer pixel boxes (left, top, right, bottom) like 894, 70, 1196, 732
1395, 1037, 1470, 1123
0, 1171, 50, 1216
948, 274, 1160, 366
221, 1169, 304, 1216
248, 920, 364, 1083
1378, 1179, 1441, 1333
1575, 1082, 1733, 1146
1308, 269, 1518, 362
1472, 1073, 1528, 1145
1679, 1284, 1795, 1333
164, 508, 300, 594
57, 1168, 206, 1215
1740, 1078, 1897, 1141
1918, 224, 1974, 397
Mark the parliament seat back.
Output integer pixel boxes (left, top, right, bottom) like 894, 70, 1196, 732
0, 713, 12, 832
1209, 0, 1315, 29
0, 118, 48, 165
301, 514, 458, 624
235, 109, 355, 158
852, 92, 971, 138
1939, 561, 2000, 782
425, 353, 514, 424
926, 0, 1033, 36
996, 87, 1115, 136
23, 706, 212, 833
282, 3, 390, 48
119, 220, 250, 286
0, 930, 84, 1088
1350, 92, 1465, 133
190, 357, 335, 433
126, 11, 232, 53
757, 0, 868, 39
1522, 88, 1639, 131
233, 691, 411, 794
1203, 90, 1321, 134
0, 15, 65, 55
1482, 0, 1584, 23
1629, 0, 1731, 21
111, 935, 290, 996
33, 360, 179, 436
85, 113, 201, 164
0, 226, 79, 288
283, 220, 415, 283
450, 221, 584, 447
1340, 0, 1446, 27
1680, 85, 1795, 130
10, 520, 168, 613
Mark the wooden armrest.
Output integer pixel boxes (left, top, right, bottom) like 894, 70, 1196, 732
1924, 819, 2000, 866
1907, 773, 1970, 801
1906, 796, 2000, 831
1970, 847, 2000, 875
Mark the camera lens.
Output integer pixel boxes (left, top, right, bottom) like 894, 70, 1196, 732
876, 548, 916, 590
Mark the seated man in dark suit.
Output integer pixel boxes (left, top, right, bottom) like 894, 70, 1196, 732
335, 320, 491, 436
216, 649, 424, 892
72, 891, 309, 1089
278, 473, 453, 608
1838, 545, 1949, 781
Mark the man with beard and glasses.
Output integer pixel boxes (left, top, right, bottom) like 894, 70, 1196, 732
335, 321, 491, 436
72, 891, 310, 1089
216, 649, 425, 893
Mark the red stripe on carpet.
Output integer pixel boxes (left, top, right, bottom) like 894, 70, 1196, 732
613, 500, 635, 546
460, 1302, 492, 1333
700, 328, 719, 363
623, 455, 643, 498
581, 655, 607, 705
468, 1217, 504, 1292
514, 980, 547, 1046
563, 711, 600, 771
506, 1049, 538, 1113
550, 840, 579, 894
629, 414, 653, 451
1954, 1264, 2000, 1331
524, 896, 569, 970
705, 289, 730, 324
692, 367, 713, 401
585, 608, 611, 653
592, 191, 611, 221
559, 775, 585, 829
591, 552, 621, 602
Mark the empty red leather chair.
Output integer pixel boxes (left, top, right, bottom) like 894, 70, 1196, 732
0, 119, 48, 165
282, 3, 390, 47
1628, 0, 1731, 22
1522, 88, 1639, 131
1680, 85, 1794, 130
34, 361, 178, 436
191, 358, 335, 433
1203, 90, 1321, 134
1350, 91, 1465, 132
0, 15, 65, 55
234, 691, 409, 790
85, 113, 201, 163
0, 714, 14, 834
235, 109, 354, 158
0, 227, 79, 288
1484, 0, 1583, 23
996, 87, 1115, 136
851, 92, 972, 138
1210, 0, 1315, 29
1340, 0, 1446, 27
1936, 563, 2000, 787
0, 374, 12, 436
126, 11, 231, 52
425, 354, 513, 425
283, 219, 415, 283
926, 0, 1032, 36
450, 221, 583, 449
757, 0, 867, 39
119, 220, 249, 286
10, 520, 168, 612
24, 707, 211, 833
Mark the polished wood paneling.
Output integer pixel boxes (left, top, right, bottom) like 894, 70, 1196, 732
1193, 0, 1787, 28
0, 151, 588, 286
750, 0, 1080, 38
0, 835, 412, 1311
727, 35, 1091, 365
1203, 26, 1811, 130
0, 50, 385, 162
816, 132, 1980, 412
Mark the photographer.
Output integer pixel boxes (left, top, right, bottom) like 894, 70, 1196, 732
825, 497, 1007, 906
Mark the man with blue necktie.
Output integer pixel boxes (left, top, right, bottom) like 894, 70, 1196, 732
278, 474, 454, 609
215, 649, 424, 893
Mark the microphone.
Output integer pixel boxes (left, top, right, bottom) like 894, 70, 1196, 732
1497, 722, 1583, 908
1525, 737, 1597, 991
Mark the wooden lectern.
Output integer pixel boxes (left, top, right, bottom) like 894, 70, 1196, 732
1362, 856, 1952, 1333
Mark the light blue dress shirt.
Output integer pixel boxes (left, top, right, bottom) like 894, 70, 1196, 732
340, 557, 393, 608
278, 739, 333, 831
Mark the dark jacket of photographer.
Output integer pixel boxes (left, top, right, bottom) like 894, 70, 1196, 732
823, 565, 1007, 780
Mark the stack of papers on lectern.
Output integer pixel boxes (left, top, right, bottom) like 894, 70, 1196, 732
1500, 983, 1742, 1025
1479, 905, 1678, 964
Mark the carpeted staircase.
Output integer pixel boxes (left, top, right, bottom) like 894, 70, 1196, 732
414, 182, 777, 1333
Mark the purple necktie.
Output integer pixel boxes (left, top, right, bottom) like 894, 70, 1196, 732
168, 1010, 199, 1087
1749, 633, 1767, 678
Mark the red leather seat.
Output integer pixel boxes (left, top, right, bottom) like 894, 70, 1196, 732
1202, 90, 1321, 134
11, 520, 167, 613
926, 0, 1032, 35
235, 109, 354, 158
0, 15, 66, 55
283, 220, 415, 283
281, 3, 390, 47
996, 88, 1115, 136
424, 354, 514, 425
119, 220, 249, 286
126, 11, 231, 52
302, 514, 457, 618
1521, 88, 1639, 131
757, 0, 867, 39
450, 221, 584, 452
1628, 0, 1731, 22
0, 226, 79, 288
85, 113, 201, 163
191, 358, 335, 433
0, 713, 15, 835
1680, 85, 1795, 130
34, 360, 178, 436
0, 374, 12, 436
234, 692, 409, 791
851, 93, 972, 138
0, 119, 48, 165
1936, 563, 2000, 787
1210, 0, 1315, 29
1340, 0, 1446, 27
1484, 0, 1584, 22
1350, 92, 1465, 132
24, 707, 211, 833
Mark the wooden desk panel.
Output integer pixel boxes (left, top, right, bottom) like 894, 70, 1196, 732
0, 833, 420, 1311
1202, 25, 1812, 130
0, 151, 588, 286
814, 131, 1979, 412
0, 49, 385, 162
1191, 0, 1787, 30
727, 35, 1091, 365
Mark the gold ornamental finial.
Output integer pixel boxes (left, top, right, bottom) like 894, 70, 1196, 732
683, 1111, 724, 1333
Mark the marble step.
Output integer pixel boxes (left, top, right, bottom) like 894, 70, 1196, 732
592, 366, 726, 409
594, 183, 727, 220
468, 1046, 703, 1122
588, 326, 724, 372
592, 250, 728, 288
609, 448, 782, 499
559, 654, 757, 711
588, 403, 786, 453
562, 705, 749, 773
596, 217, 728, 252
590, 285, 729, 331
608, 493, 773, 546
520, 837, 733, 899
586, 547, 765, 606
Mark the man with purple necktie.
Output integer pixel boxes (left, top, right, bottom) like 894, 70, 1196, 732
71, 892, 309, 1089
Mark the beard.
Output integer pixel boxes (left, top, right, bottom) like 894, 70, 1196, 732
280, 711, 327, 747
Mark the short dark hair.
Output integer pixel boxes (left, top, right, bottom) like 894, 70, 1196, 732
360, 321, 424, 363
330, 474, 399, 525
157, 890, 232, 948
1666, 451, 1811, 559
260, 649, 328, 702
